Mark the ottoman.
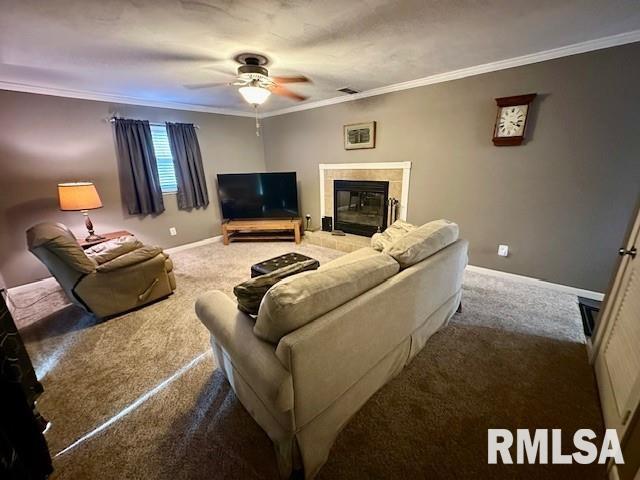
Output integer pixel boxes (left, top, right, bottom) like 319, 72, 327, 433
251, 252, 319, 278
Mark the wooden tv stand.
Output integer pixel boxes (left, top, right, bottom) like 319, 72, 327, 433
222, 218, 302, 245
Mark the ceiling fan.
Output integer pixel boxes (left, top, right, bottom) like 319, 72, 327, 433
186, 53, 310, 106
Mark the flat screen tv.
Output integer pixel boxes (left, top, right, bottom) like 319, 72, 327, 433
217, 172, 299, 220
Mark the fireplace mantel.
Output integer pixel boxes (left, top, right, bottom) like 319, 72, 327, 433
318, 162, 412, 223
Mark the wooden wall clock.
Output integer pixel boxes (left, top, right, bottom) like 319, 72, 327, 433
492, 93, 537, 146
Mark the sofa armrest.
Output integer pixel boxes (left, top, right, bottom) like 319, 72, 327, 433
196, 291, 293, 412
96, 245, 163, 272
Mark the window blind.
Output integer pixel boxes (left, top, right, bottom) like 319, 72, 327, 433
150, 124, 178, 194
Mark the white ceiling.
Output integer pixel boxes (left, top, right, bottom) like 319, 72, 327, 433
1, 0, 640, 115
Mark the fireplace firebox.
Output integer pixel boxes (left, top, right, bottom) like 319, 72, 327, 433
333, 180, 389, 237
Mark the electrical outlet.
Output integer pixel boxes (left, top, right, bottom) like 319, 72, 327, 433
169, 227, 177, 236
498, 245, 509, 257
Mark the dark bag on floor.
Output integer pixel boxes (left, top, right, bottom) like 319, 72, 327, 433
0, 296, 52, 479
234, 259, 320, 315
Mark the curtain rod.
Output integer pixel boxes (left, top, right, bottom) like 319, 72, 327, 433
107, 117, 200, 129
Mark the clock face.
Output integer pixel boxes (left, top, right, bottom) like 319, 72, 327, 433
497, 105, 528, 137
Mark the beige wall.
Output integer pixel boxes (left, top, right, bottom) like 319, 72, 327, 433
262, 43, 640, 292
0, 91, 265, 288
2, 43, 639, 291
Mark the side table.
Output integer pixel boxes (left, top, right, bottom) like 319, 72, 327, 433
78, 230, 133, 250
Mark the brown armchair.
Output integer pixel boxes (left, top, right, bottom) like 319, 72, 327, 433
26, 223, 176, 318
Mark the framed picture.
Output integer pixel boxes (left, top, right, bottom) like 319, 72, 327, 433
344, 121, 376, 150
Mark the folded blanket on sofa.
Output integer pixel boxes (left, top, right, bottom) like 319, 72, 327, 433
95, 245, 163, 272
86, 236, 143, 264
371, 219, 416, 251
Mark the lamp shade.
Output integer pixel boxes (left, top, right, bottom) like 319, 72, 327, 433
238, 85, 271, 105
58, 182, 103, 211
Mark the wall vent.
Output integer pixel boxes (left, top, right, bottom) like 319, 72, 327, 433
337, 87, 360, 95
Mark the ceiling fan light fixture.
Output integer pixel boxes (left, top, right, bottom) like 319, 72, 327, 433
239, 85, 271, 105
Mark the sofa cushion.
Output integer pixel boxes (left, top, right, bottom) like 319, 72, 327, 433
254, 254, 399, 344
26, 223, 96, 274
86, 236, 143, 264
384, 219, 459, 269
371, 219, 417, 252
234, 259, 320, 316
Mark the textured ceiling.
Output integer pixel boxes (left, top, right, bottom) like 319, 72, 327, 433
1, 0, 639, 114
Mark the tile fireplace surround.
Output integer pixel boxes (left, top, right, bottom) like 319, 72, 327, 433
319, 162, 412, 224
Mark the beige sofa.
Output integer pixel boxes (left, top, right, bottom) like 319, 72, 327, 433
196, 220, 467, 478
27, 222, 176, 318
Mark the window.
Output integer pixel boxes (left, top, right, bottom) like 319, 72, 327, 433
150, 124, 178, 194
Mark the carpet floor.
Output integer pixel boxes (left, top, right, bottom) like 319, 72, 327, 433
13, 241, 605, 479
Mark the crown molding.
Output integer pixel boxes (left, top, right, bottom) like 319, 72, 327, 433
2, 30, 638, 119
261, 29, 640, 118
318, 161, 411, 171
0, 81, 255, 117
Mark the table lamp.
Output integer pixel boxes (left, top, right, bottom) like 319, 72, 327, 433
58, 182, 104, 242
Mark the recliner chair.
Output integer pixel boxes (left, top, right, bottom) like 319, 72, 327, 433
26, 223, 176, 318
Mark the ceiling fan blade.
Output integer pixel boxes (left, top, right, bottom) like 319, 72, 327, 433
72, 44, 223, 65
272, 75, 310, 84
0, 63, 79, 82
183, 81, 230, 90
270, 85, 308, 102
203, 65, 237, 76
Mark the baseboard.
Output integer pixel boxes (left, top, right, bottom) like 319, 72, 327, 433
164, 235, 222, 254
8, 276, 60, 297
466, 264, 605, 301
8, 235, 223, 295
9, 240, 603, 303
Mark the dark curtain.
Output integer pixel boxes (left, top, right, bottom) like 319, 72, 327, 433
114, 119, 165, 215
166, 122, 209, 210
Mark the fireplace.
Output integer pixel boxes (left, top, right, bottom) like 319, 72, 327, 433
333, 180, 389, 236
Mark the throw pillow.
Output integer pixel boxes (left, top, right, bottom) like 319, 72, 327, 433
384, 219, 459, 269
371, 219, 417, 251
234, 259, 320, 316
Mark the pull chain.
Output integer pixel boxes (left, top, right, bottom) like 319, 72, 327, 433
254, 106, 260, 136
